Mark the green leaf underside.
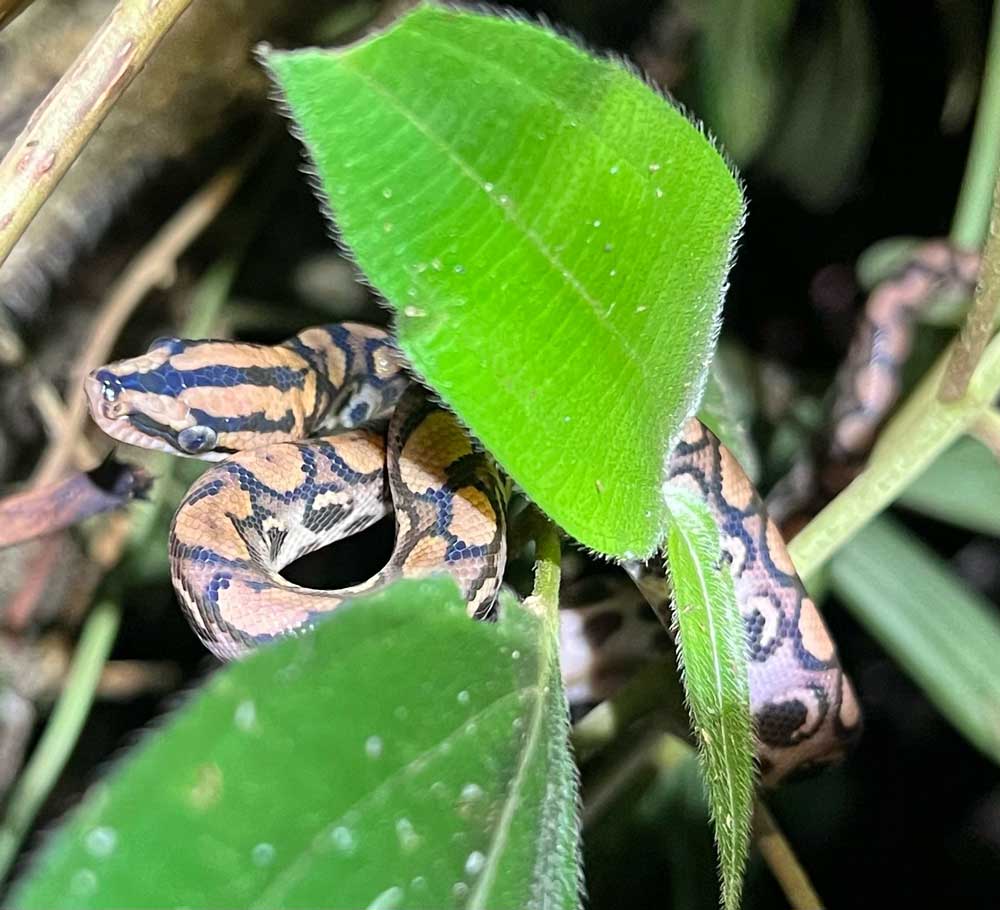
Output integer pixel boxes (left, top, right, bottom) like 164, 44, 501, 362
829, 515, 1000, 764
13, 579, 579, 910
267, 5, 744, 558
662, 486, 754, 910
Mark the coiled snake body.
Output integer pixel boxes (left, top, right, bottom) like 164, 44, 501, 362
87, 241, 975, 785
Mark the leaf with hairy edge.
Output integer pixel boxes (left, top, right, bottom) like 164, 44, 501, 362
11, 579, 579, 910
662, 485, 754, 910
265, 5, 744, 558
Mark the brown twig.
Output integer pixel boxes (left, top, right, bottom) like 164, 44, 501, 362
27, 369, 98, 468
0, 0, 197, 269
940, 172, 1000, 401
580, 729, 826, 907
753, 803, 825, 909
32, 153, 253, 486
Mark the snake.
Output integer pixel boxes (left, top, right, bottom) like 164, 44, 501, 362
83, 240, 977, 785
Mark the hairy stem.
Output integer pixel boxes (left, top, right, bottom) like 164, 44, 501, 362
520, 509, 561, 629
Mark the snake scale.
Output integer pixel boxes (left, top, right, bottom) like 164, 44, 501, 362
85, 240, 978, 786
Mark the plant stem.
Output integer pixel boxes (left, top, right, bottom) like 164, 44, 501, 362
790, 330, 1000, 581
577, 722, 826, 909
753, 803, 825, 910
0, 0, 196, 269
0, 600, 121, 885
521, 509, 561, 629
791, 32, 1000, 578
941, 169, 1000, 400
951, 0, 1000, 250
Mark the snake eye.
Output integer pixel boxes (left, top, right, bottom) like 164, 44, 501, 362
176, 425, 218, 454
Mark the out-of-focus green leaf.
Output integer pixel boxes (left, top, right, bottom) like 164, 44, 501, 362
899, 436, 1000, 535
265, 5, 743, 559
829, 514, 1000, 764
765, 0, 876, 211
698, 0, 798, 162
699, 341, 760, 484
662, 486, 754, 910
12, 579, 579, 910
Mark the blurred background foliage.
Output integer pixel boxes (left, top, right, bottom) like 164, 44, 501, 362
0, 0, 999, 907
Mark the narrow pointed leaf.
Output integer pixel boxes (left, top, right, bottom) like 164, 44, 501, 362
12, 579, 579, 910
265, 5, 744, 558
662, 486, 754, 910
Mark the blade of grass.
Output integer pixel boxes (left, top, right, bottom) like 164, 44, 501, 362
0, 600, 121, 885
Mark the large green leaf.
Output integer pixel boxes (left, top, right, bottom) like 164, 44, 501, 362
266, 5, 744, 558
12, 579, 579, 910
829, 514, 1000, 764
662, 487, 754, 910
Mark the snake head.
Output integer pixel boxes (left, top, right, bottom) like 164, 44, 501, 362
85, 339, 233, 459
85, 336, 315, 459
85, 361, 221, 458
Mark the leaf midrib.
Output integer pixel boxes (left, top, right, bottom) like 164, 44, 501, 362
249, 680, 540, 908
337, 56, 653, 394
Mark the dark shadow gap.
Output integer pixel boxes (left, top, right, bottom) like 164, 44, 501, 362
279, 512, 395, 590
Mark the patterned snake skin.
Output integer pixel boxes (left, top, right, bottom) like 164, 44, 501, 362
85, 323, 506, 660
85, 240, 977, 784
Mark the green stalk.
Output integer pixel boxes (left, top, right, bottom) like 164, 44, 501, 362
790, 1, 1000, 579
951, 0, 1000, 250
941, 167, 1000, 400
790, 329, 1000, 580
0, 600, 121, 885
521, 509, 562, 633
